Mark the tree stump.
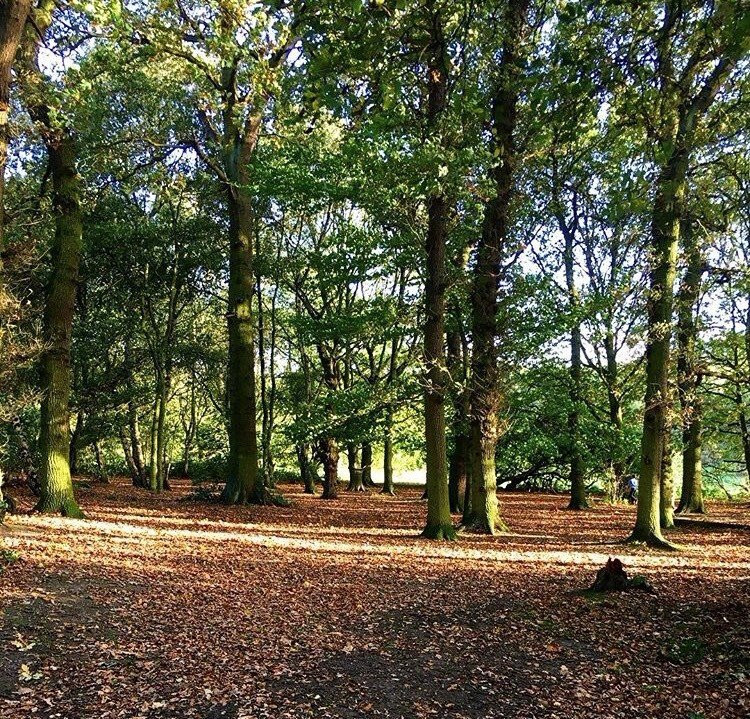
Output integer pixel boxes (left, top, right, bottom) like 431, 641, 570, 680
590, 557, 654, 593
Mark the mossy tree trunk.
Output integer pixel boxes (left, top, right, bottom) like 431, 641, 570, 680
630, 8, 746, 546
465, 0, 528, 534
421, 10, 454, 540
632, 151, 682, 546
676, 217, 705, 514
660, 413, 675, 529
221, 118, 263, 505
35, 133, 83, 518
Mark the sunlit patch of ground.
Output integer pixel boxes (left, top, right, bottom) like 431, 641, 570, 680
1, 478, 748, 718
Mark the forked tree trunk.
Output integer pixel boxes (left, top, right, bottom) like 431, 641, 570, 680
630, 3, 747, 546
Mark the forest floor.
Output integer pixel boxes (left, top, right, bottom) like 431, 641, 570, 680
0, 479, 749, 719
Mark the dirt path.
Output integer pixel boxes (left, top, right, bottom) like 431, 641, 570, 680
1, 481, 748, 718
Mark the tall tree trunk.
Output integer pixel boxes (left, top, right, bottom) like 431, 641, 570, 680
128, 400, 147, 488
739, 399, 750, 486
0, 0, 32, 248
220, 101, 264, 503
256, 259, 273, 484
223, 184, 260, 503
676, 218, 705, 514
632, 160, 681, 546
561, 204, 587, 510
604, 331, 625, 500
154, 365, 171, 492
465, 0, 528, 533
381, 408, 395, 496
35, 133, 83, 517
630, 2, 747, 546
181, 369, 196, 477
421, 12, 454, 540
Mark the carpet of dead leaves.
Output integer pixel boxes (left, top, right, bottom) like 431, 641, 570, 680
1, 478, 749, 719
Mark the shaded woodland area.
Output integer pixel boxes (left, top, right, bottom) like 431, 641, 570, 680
0, 1, 749, 717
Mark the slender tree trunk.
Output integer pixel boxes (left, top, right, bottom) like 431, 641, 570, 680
93, 440, 107, 483
297, 443, 316, 494
120, 426, 138, 481
676, 218, 705, 514
155, 367, 171, 492
660, 411, 675, 529
446, 315, 469, 513
739, 402, 750, 487
448, 433, 469, 513
361, 442, 374, 487
561, 205, 587, 510
182, 371, 196, 477
604, 331, 625, 500
381, 408, 395, 495
465, 0, 528, 533
69, 409, 83, 475
149, 393, 159, 491
35, 133, 83, 517
128, 400, 147, 488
